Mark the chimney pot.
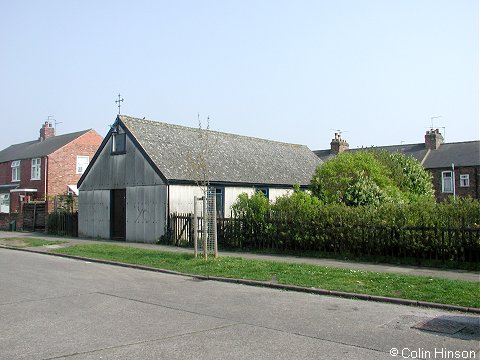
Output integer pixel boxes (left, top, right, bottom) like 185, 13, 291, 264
39, 121, 55, 141
331, 132, 349, 154
425, 129, 444, 150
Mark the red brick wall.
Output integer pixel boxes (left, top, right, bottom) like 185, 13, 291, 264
47, 130, 102, 211
0, 212, 21, 231
0, 129, 102, 215
429, 166, 480, 201
0, 158, 46, 213
0, 162, 10, 185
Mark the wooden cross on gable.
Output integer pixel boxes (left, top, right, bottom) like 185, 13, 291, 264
115, 94, 124, 114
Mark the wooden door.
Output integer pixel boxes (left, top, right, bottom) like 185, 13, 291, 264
111, 189, 126, 240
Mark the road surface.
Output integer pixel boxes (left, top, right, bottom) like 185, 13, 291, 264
0, 249, 478, 359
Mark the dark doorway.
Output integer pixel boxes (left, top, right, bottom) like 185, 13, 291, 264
111, 189, 126, 240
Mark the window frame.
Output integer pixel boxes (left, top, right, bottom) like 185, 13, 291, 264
459, 174, 470, 187
214, 187, 225, 218
11, 160, 20, 182
0, 193, 10, 213
111, 132, 126, 155
441, 171, 453, 193
254, 187, 269, 199
76, 155, 89, 174
31, 158, 41, 180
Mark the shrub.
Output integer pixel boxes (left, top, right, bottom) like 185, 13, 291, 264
230, 191, 271, 249
310, 150, 435, 206
225, 190, 480, 264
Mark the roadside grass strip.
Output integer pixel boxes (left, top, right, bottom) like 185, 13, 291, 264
0, 237, 66, 248
51, 244, 480, 309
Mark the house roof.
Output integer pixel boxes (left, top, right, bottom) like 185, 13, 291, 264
313, 141, 479, 169
119, 115, 322, 186
0, 130, 91, 163
312, 149, 336, 163
422, 141, 480, 168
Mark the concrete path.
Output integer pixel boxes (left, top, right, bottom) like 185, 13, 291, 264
0, 230, 478, 282
1, 249, 478, 360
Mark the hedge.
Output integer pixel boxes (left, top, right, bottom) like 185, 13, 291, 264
224, 195, 480, 264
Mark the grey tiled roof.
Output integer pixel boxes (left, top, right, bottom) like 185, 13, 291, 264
120, 116, 322, 186
312, 149, 336, 163
313, 143, 429, 164
313, 141, 479, 169
351, 143, 429, 163
0, 130, 91, 163
423, 141, 480, 168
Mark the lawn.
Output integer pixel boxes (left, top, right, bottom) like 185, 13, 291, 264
0, 237, 66, 248
52, 243, 480, 308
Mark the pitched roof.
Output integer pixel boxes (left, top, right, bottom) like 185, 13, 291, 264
0, 130, 91, 163
312, 149, 336, 163
314, 141, 479, 169
422, 141, 480, 168
120, 115, 321, 186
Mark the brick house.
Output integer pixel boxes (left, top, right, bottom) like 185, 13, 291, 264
313, 129, 480, 201
0, 121, 102, 229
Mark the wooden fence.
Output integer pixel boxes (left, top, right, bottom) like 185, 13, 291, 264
47, 211, 78, 237
168, 213, 193, 246
167, 213, 480, 263
22, 202, 46, 231
164, 213, 228, 247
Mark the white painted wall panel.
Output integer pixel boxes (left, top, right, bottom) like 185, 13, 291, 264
169, 185, 291, 217
268, 188, 292, 202
224, 187, 255, 214
169, 185, 204, 214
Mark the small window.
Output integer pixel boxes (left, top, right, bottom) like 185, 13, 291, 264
215, 187, 224, 218
441, 171, 453, 193
460, 174, 469, 187
31, 158, 41, 180
76, 156, 89, 174
0, 194, 9, 213
11, 160, 20, 182
112, 133, 126, 154
254, 187, 269, 199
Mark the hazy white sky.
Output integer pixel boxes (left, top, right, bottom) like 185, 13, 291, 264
1, 0, 478, 150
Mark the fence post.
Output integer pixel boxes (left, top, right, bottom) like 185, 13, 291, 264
194, 197, 198, 258
213, 194, 218, 258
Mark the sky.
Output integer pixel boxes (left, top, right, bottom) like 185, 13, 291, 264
0, 0, 478, 150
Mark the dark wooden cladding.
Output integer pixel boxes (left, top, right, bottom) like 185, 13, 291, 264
111, 189, 126, 240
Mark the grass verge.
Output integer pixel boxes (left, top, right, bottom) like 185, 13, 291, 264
0, 237, 66, 248
52, 243, 480, 308
240, 248, 480, 272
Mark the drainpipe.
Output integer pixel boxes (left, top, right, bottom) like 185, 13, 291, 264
45, 156, 48, 231
476, 167, 479, 200
44, 157, 48, 205
452, 163, 456, 203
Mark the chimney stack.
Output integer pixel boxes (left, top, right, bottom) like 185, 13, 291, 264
39, 121, 55, 142
330, 132, 349, 154
424, 129, 444, 150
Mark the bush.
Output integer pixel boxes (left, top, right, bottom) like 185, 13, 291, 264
310, 150, 435, 206
225, 191, 480, 264
271, 186, 322, 249
230, 191, 271, 249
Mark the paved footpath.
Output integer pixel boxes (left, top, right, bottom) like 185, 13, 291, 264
0, 230, 478, 282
